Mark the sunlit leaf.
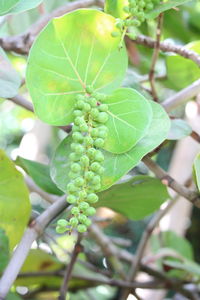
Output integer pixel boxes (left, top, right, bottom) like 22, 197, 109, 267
16, 156, 64, 196
103, 88, 152, 153
0, 150, 31, 249
26, 9, 128, 126
50, 101, 170, 192
96, 176, 169, 220
104, 0, 129, 19
0, 228, 9, 272
0, 47, 21, 98
146, 0, 192, 19
167, 119, 192, 140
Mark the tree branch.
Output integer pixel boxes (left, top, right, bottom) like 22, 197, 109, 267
142, 156, 200, 207
0, 195, 67, 299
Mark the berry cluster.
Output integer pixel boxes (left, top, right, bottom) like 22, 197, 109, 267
56, 87, 109, 234
112, 0, 162, 39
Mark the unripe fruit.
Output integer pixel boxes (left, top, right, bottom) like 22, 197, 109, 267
67, 183, 77, 193
79, 190, 87, 200
74, 177, 84, 187
87, 193, 98, 203
94, 138, 105, 148
79, 201, 90, 211
88, 97, 97, 107
75, 94, 85, 101
74, 144, 84, 154
86, 85, 94, 94
98, 112, 109, 123
71, 163, 81, 173
73, 110, 83, 117
91, 108, 99, 119
72, 132, 84, 142
85, 207, 96, 216
71, 207, 80, 215
80, 155, 90, 166
56, 226, 68, 234
76, 100, 85, 109
87, 148, 96, 159
85, 171, 95, 181
67, 194, 77, 204
69, 217, 79, 227
69, 152, 79, 161
78, 214, 88, 224
92, 175, 101, 185
79, 123, 89, 132
91, 128, 99, 137
99, 104, 109, 112
57, 219, 68, 227
74, 116, 84, 126
77, 224, 87, 233
111, 31, 120, 38
68, 171, 79, 179
84, 136, 93, 146
91, 162, 101, 172
83, 103, 91, 112
84, 218, 92, 227
94, 150, 104, 162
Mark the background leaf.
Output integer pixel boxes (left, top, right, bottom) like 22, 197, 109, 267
96, 176, 169, 220
50, 101, 170, 193
0, 150, 31, 249
104, 0, 129, 19
0, 0, 20, 16
6, 0, 43, 14
103, 88, 152, 154
16, 156, 64, 196
0, 228, 9, 272
26, 9, 128, 126
146, 0, 192, 19
0, 47, 21, 98
194, 153, 200, 192
167, 119, 192, 140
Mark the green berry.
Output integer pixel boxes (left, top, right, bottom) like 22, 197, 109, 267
88, 97, 97, 107
111, 31, 120, 38
69, 217, 79, 227
85, 171, 95, 181
74, 117, 84, 126
87, 193, 98, 203
91, 128, 99, 137
99, 104, 108, 112
83, 103, 91, 112
79, 201, 90, 211
78, 214, 88, 224
57, 219, 68, 227
91, 108, 99, 119
73, 110, 83, 117
98, 112, 108, 123
79, 123, 89, 132
74, 177, 84, 187
84, 218, 92, 227
67, 194, 77, 204
67, 183, 77, 193
92, 175, 101, 185
94, 138, 105, 148
87, 148, 96, 159
77, 224, 87, 233
71, 207, 80, 215
56, 226, 68, 234
69, 152, 79, 161
72, 132, 84, 142
76, 100, 85, 109
74, 144, 84, 154
68, 171, 78, 179
94, 150, 104, 162
79, 190, 87, 200
84, 136, 93, 146
71, 163, 81, 173
90, 162, 101, 172
85, 207, 96, 216
86, 85, 94, 94
75, 94, 85, 101
80, 155, 90, 166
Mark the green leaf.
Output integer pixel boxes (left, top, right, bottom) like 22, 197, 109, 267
16, 156, 64, 196
0, 47, 21, 98
0, 150, 31, 249
104, 0, 129, 19
26, 9, 128, 126
96, 176, 169, 220
164, 259, 200, 279
166, 41, 200, 90
103, 88, 152, 153
167, 119, 192, 140
50, 101, 170, 193
0, 0, 20, 16
0, 228, 9, 272
146, 0, 192, 19
194, 153, 200, 192
6, 292, 22, 300
6, 0, 43, 14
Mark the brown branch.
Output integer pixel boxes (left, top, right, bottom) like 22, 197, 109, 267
0, 195, 67, 299
58, 236, 83, 300
9, 95, 34, 112
149, 13, 163, 102
133, 35, 200, 67
142, 156, 200, 208
0, 0, 103, 55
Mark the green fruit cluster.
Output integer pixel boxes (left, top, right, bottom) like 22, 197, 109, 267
112, 0, 162, 39
56, 87, 109, 234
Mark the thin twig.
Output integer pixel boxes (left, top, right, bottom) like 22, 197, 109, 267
142, 156, 200, 207
149, 13, 163, 101
59, 235, 83, 300
0, 195, 67, 299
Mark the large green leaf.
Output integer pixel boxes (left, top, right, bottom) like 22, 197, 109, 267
103, 88, 152, 153
16, 156, 64, 196
0, 150, 31, 249
167, 119, 192, 140
194, 153, 200, 192
0, 228, 9, 272
26, 9, 128, 126
6, 0, 43, 14
104, 0, 129, 19
146, 0, 192, 19
166, 41, 200, 90
96, 176, 169, 220
0, 0, 20, 15
0, 47, 21, 98
50, 101, 170, 192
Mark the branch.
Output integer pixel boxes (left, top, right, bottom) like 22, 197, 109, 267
59, 235, 83, 300
0, 195, 67, 299
162, 78, 200, 112
149, 13, 163, 101
0, 0, 103, 55
142, 156, 200, 208
9, 95, 34, 112
133, 35, 200, 67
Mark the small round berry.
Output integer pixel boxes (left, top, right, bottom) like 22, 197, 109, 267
78, 214, 88, 224
71, 207, 80, 215
87, 148, 96, 159
91, 128, 99, 137
85, 207, 96, 216
56, 226, 68, 234
57, 219, 68, 227
75, 94, 85, 101
85, 171, 95, 181
98, 130, 108, 139
76, 100, 85, 109
84, 218, 92, 227
97, 166, 105, 175
84, 136, 93, 146
83, 103, 91, 112
74, 177, 84, 187
80, 155, 90, 166
74, 144, 84, 154
88, 97, 97, 107
87, 193, 98, 203
79, 123, 89, 132
91, 108, 99, 119
111, 31, 120, 38
69, 217, 79, 227
67, 183, 77, 193
79, 190, 87, 200
72, 132, 84, 142
94, 151, 104, 162
92, 175, 101, 185
68, 171, 79, 179
86, 85, 94, 94
98, 112, 109, 123
99, 104, 108, 112
93, 184, 101, 191
94, 138, 105, 148
73, 110, 82, 117
90, 162, 101, 172
74, 117, 84, 126
77, 224, 87, 233
79, 201, 90, 211
71, 163, 81, 173
69, 152, 79, 161
67, 194, 77, 204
